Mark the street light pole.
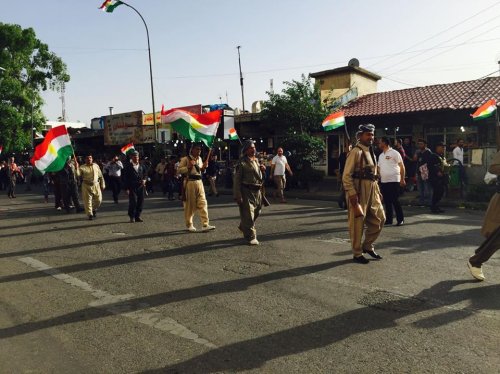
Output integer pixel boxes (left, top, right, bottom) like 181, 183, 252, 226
237, 46, 245, 112
121, 1, 157, 142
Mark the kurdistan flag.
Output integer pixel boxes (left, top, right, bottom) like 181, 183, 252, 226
121, 143, 135, 155
0, 145, 3, 155
99, 0, 123, 13
228, 128, 239, 140
322, 111, 346, 131
31, 125, 73, 173
471, 99, 497, 121
161, 107, 221, 147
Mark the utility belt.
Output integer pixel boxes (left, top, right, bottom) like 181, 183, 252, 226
351, 172, 378, 181
242, 183, 262, 191
187, 175, 202, 181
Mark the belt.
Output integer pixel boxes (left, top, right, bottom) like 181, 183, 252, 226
188, 175, 202, 181
243, 183, 262, 190
83, 180, 98, 186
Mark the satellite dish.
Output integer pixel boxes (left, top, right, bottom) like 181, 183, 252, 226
348, 58, 360, 68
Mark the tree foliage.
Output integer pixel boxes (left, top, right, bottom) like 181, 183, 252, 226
0, 23, 70, 153
261, 74, 328, 164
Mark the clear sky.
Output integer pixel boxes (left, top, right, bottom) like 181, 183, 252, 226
2, 0, 500, 124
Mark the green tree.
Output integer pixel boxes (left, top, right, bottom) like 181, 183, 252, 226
261, 75, 328, 187
0, 23, 70, 153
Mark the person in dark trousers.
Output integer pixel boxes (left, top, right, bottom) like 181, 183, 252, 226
414, 139, 433, 206
467, 150, 500, 281
122, 151, 148, 223
428, 142, 449, 214
377, 137, 406, 225
164, 156, 177, 200
58, 157, 84, 213
206, 154, 220, 196
104, 155, 124, 203
337, 144, 352, 210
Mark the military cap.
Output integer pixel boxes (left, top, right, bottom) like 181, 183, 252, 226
358, 124, 375, 133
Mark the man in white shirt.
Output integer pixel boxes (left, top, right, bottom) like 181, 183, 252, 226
104, 155, 124, 203
270, 147, 293, 203
452, 139, 464, 166
378, 137, 406, 226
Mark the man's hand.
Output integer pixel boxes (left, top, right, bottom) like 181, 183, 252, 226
400, 179, 406, 187
260, 165, 266, 172
126, 189, 130, 195
348, 194, 359, 207
234, 197, 243, 205
202, 161, 209, 169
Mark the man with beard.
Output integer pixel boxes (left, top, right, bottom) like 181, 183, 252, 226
76, 154, 105, 220
177, 144, 216, 232
342, 124, 385, 264
234, 140, 266, 245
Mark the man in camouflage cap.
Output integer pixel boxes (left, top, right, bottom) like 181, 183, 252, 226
342, 124, 385, 264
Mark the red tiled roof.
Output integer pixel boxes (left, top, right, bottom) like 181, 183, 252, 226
343, 76, 500, 117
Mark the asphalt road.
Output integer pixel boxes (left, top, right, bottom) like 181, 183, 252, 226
0, 188, 499, 373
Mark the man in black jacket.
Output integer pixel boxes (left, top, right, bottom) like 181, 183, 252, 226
428, 142, 449, 214
58, 157, 84, 213
122, 151, 147, 222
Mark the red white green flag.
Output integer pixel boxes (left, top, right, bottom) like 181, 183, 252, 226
30, 125, 73, 173
0, 145, 3, 155
99, 0, 123, 13
471, 99, 497, 121
121, 143, 135, 155
228, 128, 239, 140
161, 107, 221, 147
322, 111, 346, 131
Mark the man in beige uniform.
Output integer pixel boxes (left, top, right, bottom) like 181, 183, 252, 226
467, 150, 500, 281
177, 144, 215, 232
76, 154, 105, 220
234, 140, 266, 245
342, 124, 385, 264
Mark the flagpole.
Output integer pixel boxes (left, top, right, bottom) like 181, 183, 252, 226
120, 1, 157, 143
496, 101, 500, 151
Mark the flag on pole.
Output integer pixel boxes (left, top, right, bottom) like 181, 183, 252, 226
30, 125, 73, 173
471, 99, 497, 121
228, 128, 239, 141
99, 0, 123, 13
0, 145, 3, 155
161, 107, 221, 147
121, 143, 135, 155
322, 111, 346, 131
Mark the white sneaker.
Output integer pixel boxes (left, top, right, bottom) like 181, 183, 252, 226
187, 226, 197, 232
202, 225, 216, 232
468, 260, 485, 281
249, 238, 259, 245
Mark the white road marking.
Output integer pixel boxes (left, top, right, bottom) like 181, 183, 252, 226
18, 257, 216, 348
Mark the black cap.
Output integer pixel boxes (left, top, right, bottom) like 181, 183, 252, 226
130, 150, 139, 156
358, 124, 375, 133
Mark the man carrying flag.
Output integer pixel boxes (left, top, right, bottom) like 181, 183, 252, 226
162, 106, 221, 232
177, 143, 215, 232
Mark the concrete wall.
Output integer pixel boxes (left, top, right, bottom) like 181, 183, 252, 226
318, 71, 378, 104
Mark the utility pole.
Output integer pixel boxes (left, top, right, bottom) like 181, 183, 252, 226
237, 46, 245, 112
109, 107, 114, 116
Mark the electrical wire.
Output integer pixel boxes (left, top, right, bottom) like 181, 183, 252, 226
367, 1, 500, 69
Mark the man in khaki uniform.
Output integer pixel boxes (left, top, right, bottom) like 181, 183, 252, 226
234, 140, 266, 245
342, 124, 385, 264
177, 144, 215, 232
468, 150, 500, 281
76, 154, 105, 220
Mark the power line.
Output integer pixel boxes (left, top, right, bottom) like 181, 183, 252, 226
385, 23, 500, 77
367, 1, 500, 69
152, 36, 500, 81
